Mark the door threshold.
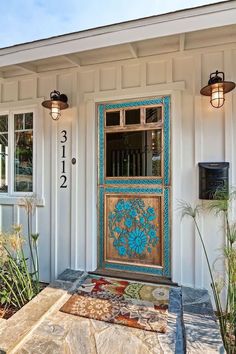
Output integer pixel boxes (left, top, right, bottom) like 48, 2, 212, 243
89, 268, 178, 287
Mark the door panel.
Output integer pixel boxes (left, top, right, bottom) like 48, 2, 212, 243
98, 97, 171, 277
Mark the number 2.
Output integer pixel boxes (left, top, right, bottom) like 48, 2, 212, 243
60, 175, 67, 188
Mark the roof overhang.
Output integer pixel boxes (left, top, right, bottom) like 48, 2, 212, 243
0, 1, 235, 73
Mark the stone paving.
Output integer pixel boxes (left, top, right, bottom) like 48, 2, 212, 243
0, 270, 225, 354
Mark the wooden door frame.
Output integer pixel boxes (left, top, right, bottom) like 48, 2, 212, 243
83, 86, 184, 285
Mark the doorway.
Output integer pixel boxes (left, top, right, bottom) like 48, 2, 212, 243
97, 96, 171, 278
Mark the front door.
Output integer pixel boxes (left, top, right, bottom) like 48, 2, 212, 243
97, 96, 171, 278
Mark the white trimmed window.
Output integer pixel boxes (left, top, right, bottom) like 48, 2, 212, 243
0, 110, 35, 195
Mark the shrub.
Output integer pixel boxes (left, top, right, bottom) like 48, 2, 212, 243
0, 196, 40, 310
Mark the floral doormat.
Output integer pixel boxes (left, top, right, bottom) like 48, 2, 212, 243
60, 275, 170, 333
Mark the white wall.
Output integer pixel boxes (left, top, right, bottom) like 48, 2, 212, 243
0, 27, 235, 295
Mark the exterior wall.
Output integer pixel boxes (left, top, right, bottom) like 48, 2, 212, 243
0, 34, 236, 296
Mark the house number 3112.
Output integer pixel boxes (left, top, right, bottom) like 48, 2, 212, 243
60, 130, 67, 188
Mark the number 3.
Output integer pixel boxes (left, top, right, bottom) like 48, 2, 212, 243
61, 130, 67, 143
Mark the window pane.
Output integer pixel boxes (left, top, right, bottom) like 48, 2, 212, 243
146, 107, 162, 123
25, 113, 33, 129
106, 111, 120, 126
14, 114, 24, 130
14, 127, 33, 192
125, 109, 140, 125
0, 133, 8, 193
106, 129, 162, 177
0, 115, 8, 132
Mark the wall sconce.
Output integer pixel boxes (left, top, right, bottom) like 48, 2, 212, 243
200, 70, 235, 108
42, 90, 69, 120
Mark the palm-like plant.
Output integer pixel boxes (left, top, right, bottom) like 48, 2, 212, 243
180, 189, 236, 353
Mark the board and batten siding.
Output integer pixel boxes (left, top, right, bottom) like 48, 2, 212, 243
0, 37, 235, 296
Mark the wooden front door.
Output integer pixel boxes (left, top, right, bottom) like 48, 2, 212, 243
97, 96, 171, 278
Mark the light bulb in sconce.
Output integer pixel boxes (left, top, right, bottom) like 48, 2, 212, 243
210, 85, 224, 108
50, 101, 61, 120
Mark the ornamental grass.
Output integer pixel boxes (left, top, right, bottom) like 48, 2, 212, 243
180, 188, 236, 354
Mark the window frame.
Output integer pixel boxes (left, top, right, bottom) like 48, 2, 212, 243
104, 104, 164, 180
0, 102, 44, 203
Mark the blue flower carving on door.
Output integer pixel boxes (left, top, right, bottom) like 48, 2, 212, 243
108, 198, 159, 257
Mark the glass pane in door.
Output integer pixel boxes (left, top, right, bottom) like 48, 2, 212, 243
106, 130, 162, 177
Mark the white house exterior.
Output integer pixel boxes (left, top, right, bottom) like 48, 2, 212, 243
0, 1, 235, 294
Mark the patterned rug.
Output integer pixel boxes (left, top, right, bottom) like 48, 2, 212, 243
60, 275, 170, 333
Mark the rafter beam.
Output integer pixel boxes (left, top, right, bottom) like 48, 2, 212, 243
179, 33, 185, 52
128, 43, 138, 58
63, 54, 81, 67
15, 63, 37, 73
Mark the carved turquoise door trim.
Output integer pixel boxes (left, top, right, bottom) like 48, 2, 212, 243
98, 96, 171, 277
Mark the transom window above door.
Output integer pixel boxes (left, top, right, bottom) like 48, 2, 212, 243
104, 105, 163, 178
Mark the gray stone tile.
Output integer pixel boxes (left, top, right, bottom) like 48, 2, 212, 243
159, 286, 184, 354
183, 312, 225, 353
95, 325, 150, 354
57, 269, 84, 282
182, 287, 214, 314
182, 287, 225, 353
169, 287, 182, 314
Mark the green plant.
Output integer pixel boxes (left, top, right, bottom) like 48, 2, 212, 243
0, 195, 40, 310
20, 195, 40, 292
180, 189, 236, 353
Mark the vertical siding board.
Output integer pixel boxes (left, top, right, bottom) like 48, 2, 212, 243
57, 114, 72, 275
70, 75, 79, 270
174, 56, 195, 286
76, 102, 86, 270
193, 53, 204, 288
50, 74, 59, 279
224, 50, 234, 185
0, 205, 14, 231
37, 206, 51, 282
201, 51, 225, 294
231, 50, 236, 222
171, 90, 183, 284
166, 59, 173, 83
40, 78, 52, 282
85, 100, 97, 271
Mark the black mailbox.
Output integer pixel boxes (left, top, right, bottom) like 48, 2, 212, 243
198, 162, 229, 200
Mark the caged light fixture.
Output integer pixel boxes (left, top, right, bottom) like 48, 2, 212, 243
200, 70, 235, 108
42, 90, 69, 120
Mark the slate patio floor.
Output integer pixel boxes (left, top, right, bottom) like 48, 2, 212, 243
0, 269, 224, 354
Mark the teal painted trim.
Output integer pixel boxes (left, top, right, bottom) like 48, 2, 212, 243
99, 97, 170, 186
105, 187, 163, 194
99, 187, 105, 268
163, 96, 170, 185
98, 96, 171, 277
104, 179, 163, 185
105, 98, 164, 110
98, 105, 104, 185
163, 188, 171, 276
104, 263, 164, 275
